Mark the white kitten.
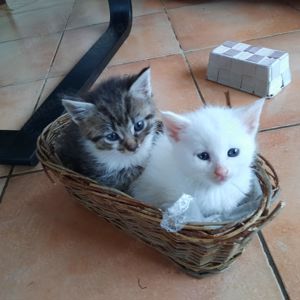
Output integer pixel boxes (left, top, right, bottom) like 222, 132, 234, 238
132, 99, 265, 216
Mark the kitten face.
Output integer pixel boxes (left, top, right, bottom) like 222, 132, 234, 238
161, 99, 264, 187
177, 119, 255, 186
79, 97, 155, 155
62, 68, 157, 158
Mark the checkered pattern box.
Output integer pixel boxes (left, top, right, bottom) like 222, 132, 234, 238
207, 41, 292, 98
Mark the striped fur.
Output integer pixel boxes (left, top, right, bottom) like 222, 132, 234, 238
55, 68, 161, 193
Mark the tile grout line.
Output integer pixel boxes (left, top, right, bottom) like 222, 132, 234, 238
0, 168, 45, 184
0, 30, 62, 46
182, 54, 208, 105
1, 14, 299, 87
260, 122, 300, 133
1, 19, 299, 49
161, 6, 295, 297
165, 0, 300, 16
10, 169, 44, 178
0, 24, 105, 46
182, 28, 300, 54
0, 10, 167, 46
32, 0, 77, 112
159, 9, 296, 297
1, 4, 298, 101
33, 78, 52, 112
0, 0, 75, 19
0, 4, 79, 46
246, 28, 300, 44
161, 4, 207, 105
0, 53, 181, 90
165, 2, 201, 11
0, 76, 56, 90
0, 166, 13, 204
0, 10, 171, 86
258, 231, 290, 300
9, 0, 76, 176
107, 52, 182, 69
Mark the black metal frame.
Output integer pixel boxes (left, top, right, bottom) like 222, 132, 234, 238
0, 0, 132, 165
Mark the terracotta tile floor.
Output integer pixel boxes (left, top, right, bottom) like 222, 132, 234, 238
1, 0, 300, 299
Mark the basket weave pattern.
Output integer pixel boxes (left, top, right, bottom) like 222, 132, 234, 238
37, 114, 283, 277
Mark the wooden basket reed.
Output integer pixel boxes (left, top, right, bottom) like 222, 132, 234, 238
37, 114, 284, 277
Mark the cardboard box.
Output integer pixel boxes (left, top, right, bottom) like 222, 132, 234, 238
207, 41, 292, 98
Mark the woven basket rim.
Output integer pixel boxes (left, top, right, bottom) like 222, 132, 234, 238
36, 114, 283, 239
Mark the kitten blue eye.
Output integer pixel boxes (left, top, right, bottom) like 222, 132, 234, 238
106, 132, 119, 141
134, 120, 144, 132
227, 148, 240, 157
197, 152, 210, 161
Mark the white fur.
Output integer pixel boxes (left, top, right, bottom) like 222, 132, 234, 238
84, 131, 154, 171
132, 100, 264, 216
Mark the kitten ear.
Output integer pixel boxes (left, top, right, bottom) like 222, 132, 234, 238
129, 67, 152, 100
235, 98, 265, 135
62, 99, 97, 125
161, 111, 191, 142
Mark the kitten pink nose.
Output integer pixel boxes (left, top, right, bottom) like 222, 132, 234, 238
125, 140, 138, 152
214, 166, 229, 181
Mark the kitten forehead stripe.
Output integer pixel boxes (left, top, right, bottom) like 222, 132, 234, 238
99, 105, 122, 127
117, 95, 127, 125
145, 114, 154, 120
125, 95, 132, 118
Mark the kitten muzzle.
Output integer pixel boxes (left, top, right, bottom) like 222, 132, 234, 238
124, 140, 138, 152
214, 166, 229, 182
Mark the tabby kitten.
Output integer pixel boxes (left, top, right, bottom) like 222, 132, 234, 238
55, 68, 159, 192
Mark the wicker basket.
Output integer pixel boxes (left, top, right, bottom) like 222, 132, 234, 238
37, 114, 284, 278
